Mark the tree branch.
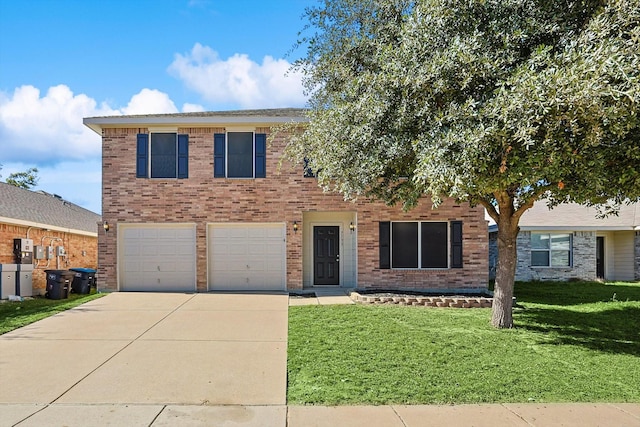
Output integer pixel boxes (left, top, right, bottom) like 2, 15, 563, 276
513, 184, 553, 222
478, 197, 500, 223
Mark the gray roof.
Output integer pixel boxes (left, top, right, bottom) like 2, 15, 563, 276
0, 182, 101, 235
84, 108, 309, 134
490, 200, 640, 232
86, 108, 308, 119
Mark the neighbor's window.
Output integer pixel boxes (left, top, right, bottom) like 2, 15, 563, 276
531, 233, 572, 267
214, 132, 266, 178
136, 133, 188, 179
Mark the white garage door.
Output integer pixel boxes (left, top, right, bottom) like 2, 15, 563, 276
119, 224, 196, 292
208, 223, 286, 291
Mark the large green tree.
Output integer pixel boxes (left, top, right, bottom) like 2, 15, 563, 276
288, 0, 640, 327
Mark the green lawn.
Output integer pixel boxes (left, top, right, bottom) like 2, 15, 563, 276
287, 281, 640, 405
0, 292, 104, 335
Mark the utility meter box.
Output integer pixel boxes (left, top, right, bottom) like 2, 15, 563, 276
46, 246, 54, 260
13, 239, 34, 264
13, 239, 33, 252
56, 246, 66, 257
34, 246, 46, 260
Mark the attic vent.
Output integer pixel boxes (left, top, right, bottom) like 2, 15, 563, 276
54, 194, 62, 199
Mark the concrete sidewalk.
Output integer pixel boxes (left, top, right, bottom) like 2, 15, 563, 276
2, 402, 639, 426
1, 292, 639, 426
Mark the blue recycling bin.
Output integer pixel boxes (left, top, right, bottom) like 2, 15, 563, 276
69, 268, 96, 294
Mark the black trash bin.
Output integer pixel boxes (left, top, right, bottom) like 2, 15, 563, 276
44, 270, 74, 299
69, 268, 96, 294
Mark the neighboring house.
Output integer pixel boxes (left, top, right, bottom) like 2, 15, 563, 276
489, 201, 640, 281
84, 109, 488, 293
0, 182, 101, 295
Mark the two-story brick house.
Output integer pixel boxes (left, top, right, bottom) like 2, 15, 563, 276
84, 109, 488, 293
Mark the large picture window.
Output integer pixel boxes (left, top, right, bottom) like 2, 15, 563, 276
380, 221, 462, 270
531, 233, 572, 267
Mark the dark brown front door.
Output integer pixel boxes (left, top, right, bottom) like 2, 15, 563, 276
314, 226, 340, 285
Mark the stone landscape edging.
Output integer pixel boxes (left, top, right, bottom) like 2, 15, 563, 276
350, 291, 493, 308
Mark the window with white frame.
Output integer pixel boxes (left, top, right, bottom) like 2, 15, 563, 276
531, 233, 572, 267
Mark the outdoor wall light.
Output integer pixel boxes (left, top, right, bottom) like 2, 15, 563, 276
103, 221, 110, 232
293, 221, 299, 233
349, 222, 356, 233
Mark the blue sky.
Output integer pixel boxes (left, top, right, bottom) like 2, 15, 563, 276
0, 0, 316, 214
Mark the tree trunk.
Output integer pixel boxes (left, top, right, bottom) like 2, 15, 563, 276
492, 216, 520, 328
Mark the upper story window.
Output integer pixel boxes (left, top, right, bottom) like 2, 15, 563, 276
214, 132, 266, 178
531, 233, 572, 267
379, 221, 463, 269
136, 133, 188, 179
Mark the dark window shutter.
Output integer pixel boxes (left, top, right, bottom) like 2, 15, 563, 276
379, 221, 391, 269
450, 221, 463, 268
177, 134, 188, 179
136, 133, 148, 178
255, 133, 266, 178
214, 133, 226, 178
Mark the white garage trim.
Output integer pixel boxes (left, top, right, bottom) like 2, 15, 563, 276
118, 223, 197, 292
207, 223, 287, 291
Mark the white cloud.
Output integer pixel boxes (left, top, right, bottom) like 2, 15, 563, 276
168, 43, 307, 109
120, 88, 179, 115
182, 102, 205, 113
0, 85, 115, 164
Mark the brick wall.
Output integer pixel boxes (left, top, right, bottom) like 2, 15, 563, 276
0, 223, 98, 295
100, 126, 488, 292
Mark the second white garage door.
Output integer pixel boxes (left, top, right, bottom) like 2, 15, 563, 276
208, 223, 286, 291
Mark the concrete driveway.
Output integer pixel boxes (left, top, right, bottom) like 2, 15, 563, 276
0, 292, 289, 426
